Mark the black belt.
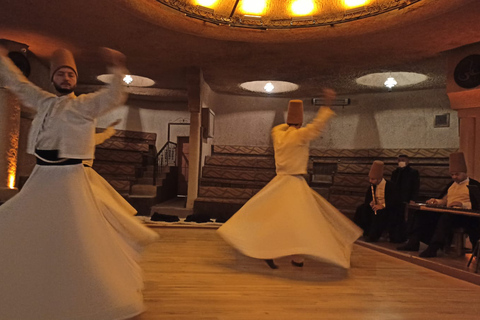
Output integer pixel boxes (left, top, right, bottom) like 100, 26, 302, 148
35, 149, 82, 166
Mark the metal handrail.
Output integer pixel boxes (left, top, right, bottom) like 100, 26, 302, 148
153, 141, 177, 185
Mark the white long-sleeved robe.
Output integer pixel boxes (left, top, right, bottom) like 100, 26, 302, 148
0, 54, 154, 320
85, 127, 158, 258
217, 107, 363, 268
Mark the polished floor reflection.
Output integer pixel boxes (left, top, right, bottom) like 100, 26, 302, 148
136, 228, 480, 320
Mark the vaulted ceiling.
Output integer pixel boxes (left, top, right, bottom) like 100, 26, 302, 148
1, 0, 480, 98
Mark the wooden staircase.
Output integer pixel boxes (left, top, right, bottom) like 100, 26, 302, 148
93, 128, 154, 197
194, 147, 276, 221
94, 128, 178, 215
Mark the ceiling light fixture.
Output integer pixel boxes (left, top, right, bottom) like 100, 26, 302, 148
123, 75, 133, 85
356, 72, 428, 90
384, 77, 397, 91
195, 0, 217, 7
155, 0, 424, 29
344, 0, 369, 8
264, 82, 275, 93
97, 74, 155, 87
291, 0, 315, 16
243, 15, 262, 20
240, 80, 299, 94
241, 0, 266, 15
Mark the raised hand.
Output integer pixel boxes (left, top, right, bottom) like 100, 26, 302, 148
99, 47, 126, 68
0, 45, 8, 57
109, 119, 122, 127
322, 88, 336, 104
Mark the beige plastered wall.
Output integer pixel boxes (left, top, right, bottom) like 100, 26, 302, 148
203, 86, 459, 150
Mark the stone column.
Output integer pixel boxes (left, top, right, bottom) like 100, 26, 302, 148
0, 88, 20, 202
186, 68, 202, 209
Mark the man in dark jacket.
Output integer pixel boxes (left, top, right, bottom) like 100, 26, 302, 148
391, 154, 420, 205
354, 160, 405, 243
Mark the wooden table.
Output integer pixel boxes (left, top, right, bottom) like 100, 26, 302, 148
406, 203, 480, 258
407, 203, 480, 218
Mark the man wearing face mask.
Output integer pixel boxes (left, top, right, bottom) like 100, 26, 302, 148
391, 154, 420, 206
390, 154, 419, 241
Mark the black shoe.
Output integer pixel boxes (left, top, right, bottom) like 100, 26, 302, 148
419, 246, 438, 258
291, 260, 304, 267
397, 242, 420, 251
265, 259, 278, 269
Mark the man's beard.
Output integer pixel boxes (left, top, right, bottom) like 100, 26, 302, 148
53, 83, 75, 95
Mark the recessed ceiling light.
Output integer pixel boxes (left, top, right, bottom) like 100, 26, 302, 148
264, 82, 275, 92
97, 74, 155, 87
344, 0, 369, 8
123, 75, 133, 85
240, 80, 299, 94
384, 77, 397, 89
241, 0, 266, 15
291, 0, 315, 16
356, 72, 427, 89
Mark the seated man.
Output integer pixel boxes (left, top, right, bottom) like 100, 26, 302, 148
398, 152, 480, 257
354, 160, 405, 243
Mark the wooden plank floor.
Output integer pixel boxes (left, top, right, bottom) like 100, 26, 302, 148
357, 239, 480, 285
136, 228, 480, 320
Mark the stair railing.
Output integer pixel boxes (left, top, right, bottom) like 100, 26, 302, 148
153, 141, 177, 185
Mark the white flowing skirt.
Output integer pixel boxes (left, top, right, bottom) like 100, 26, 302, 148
217, 175, 363, 268
0, 164, 153, 320
85, 167, 158, 258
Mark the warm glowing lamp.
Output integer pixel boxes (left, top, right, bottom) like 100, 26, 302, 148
384, 77, 397, 90
6, 137, 18, 189
344, 0, 369, 8
195, 0, 217, 7
264, 82, 275, 93
291, 0, 315, 16
123, 75, 133, 85
241, 0, 266, 15
8, 174, 15, 189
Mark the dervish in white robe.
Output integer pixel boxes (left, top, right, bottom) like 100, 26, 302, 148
218, 96, 362, 269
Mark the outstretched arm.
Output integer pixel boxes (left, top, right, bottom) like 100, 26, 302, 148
296, 88, 336, 143
0, 45, 54, 111
77, 48, 128, 119
94, 119, 121, 145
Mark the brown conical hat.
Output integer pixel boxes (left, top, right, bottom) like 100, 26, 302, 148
286, 100, 303, 125
449, 152, 467, 173
369, 160, 384, 179
50, 48, 77, 81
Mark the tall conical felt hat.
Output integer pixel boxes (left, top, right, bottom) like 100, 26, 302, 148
369, 160, 384, 179
449, 152, 467, 173
286, 100, 303, 125
50, 48, 77, 81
